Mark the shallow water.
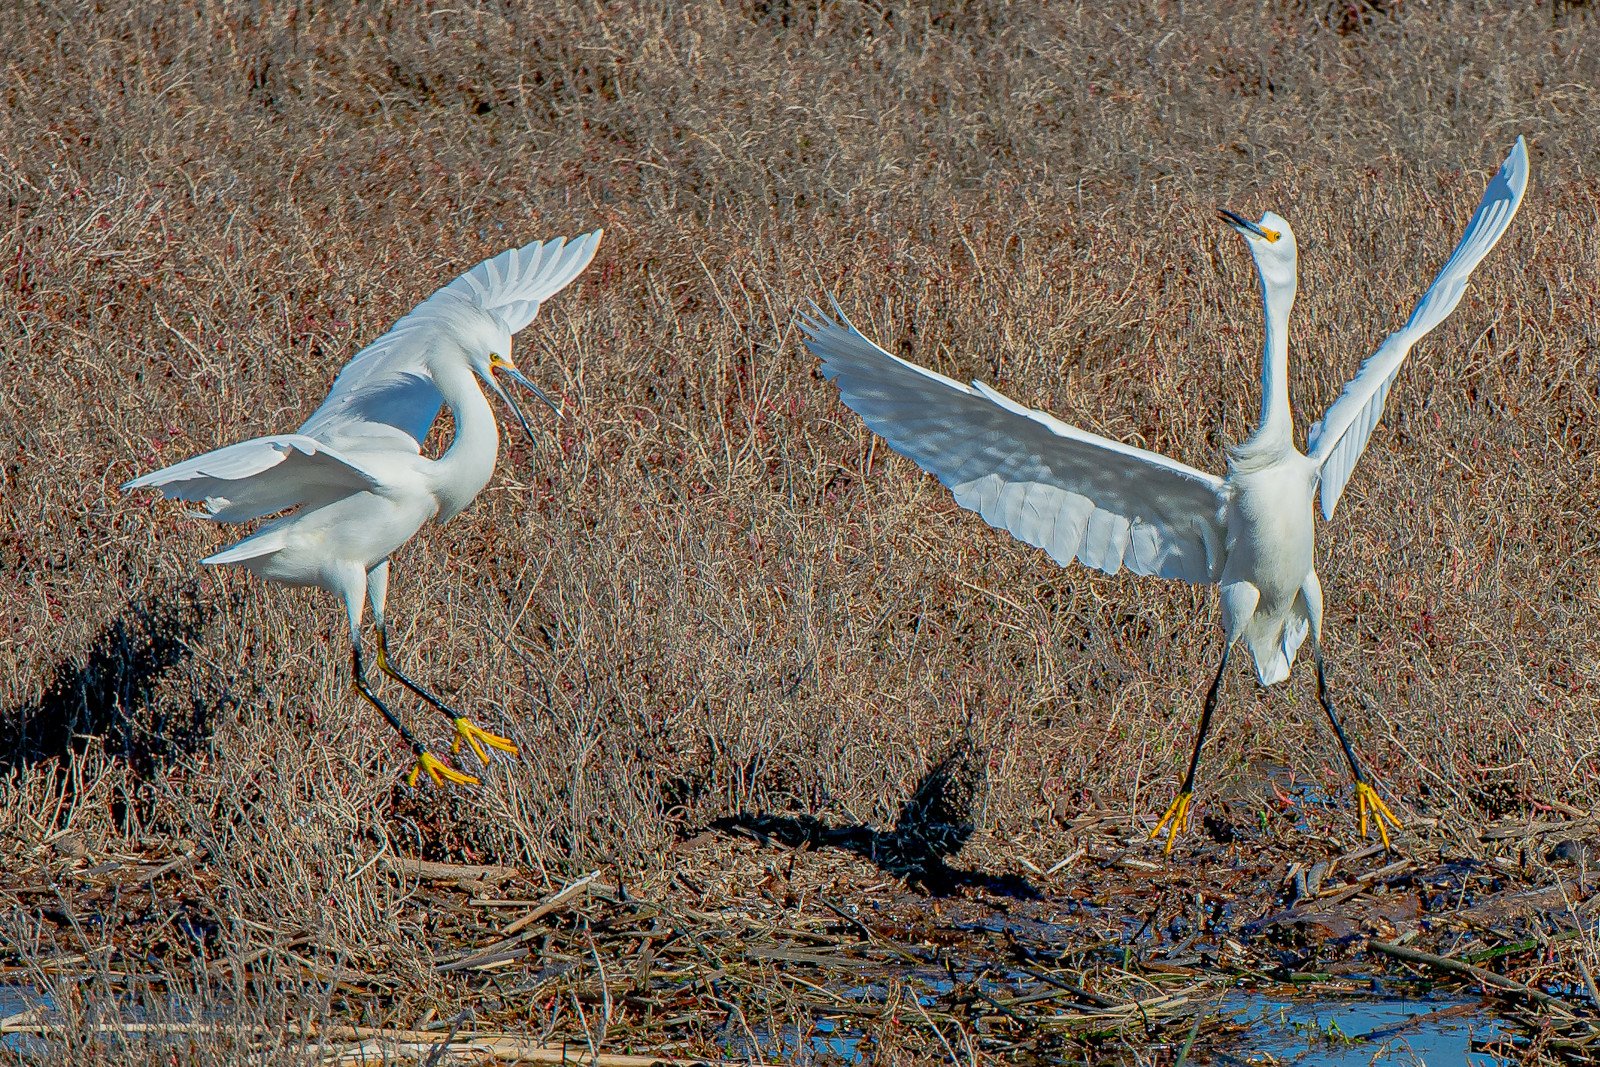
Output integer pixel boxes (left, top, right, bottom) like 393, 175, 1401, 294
1221, 992, 1507, 1066
726, 979, 1510, 1062
727, 1016, 866, 1064
6, 978, 1508, 1065
0, 985, 52, 1056
727, 989, 1510, 1065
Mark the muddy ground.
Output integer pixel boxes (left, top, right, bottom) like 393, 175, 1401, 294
4, 739, 1597, 1064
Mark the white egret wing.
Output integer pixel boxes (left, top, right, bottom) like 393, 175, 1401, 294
298, 230, 604, 450
801, 303, 1227, 584
1308, 138, 1528, 520
122, 434, 386, 523
437, 227, 604, 335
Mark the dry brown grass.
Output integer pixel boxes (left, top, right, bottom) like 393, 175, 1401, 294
3, 0, 1600, 1060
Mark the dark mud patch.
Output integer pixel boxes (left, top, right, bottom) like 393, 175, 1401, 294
3, 784, 1598, 1063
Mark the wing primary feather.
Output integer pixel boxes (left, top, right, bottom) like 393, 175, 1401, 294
294, 229, 601, 453
1309, 137, 1528, 520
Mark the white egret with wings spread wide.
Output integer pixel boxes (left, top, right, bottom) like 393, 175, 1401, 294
802, 141, 1527, 850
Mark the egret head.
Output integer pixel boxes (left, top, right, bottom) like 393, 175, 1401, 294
484, 349, 564, 444
1219, 209, 1297, 290
458, 311, 564, 444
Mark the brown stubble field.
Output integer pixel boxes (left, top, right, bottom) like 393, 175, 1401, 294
2, 0, 1600, 1062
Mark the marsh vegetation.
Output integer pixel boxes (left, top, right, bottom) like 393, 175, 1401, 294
3, 1, 1600, 1062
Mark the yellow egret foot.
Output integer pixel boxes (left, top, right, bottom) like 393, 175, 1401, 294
451, 717, 518, 765
408, 750, 480, 788
351, 643, 477, 787
1149, 792, 1195, 853
1355, 781, 1401, 849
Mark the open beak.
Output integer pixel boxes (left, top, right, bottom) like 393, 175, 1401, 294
489, 363, 564, 445
1218, 208, 1267, 239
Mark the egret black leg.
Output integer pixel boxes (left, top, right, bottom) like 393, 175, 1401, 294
1150, 642, 1231, 851
352, 640, 425, 752
1312, 644, 1365, 783
1312, 641, 1400, 848
1182, 643, 1232, 795
351, 639, 477, 787
375, 621, 519, 767
375, 622, 462, 725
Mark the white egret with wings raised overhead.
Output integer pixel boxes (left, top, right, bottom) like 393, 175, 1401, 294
802, 140, 1527, 850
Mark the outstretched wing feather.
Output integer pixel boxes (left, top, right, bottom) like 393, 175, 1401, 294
1308, 138, 1529, 520
298, 230, 602, 451
122, 434, 385, 523
800, 303, 1227, 585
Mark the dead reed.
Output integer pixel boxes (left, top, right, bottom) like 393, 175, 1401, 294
3, 0, 1600, 1061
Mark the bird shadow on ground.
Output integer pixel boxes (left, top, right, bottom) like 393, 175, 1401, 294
709, 735, 1039, 899
0, 585, 216, 781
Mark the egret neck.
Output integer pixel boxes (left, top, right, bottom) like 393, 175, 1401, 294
1234, 241, 1298, 464
1255, 272, 1295, 443
428, 355, 500, 523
